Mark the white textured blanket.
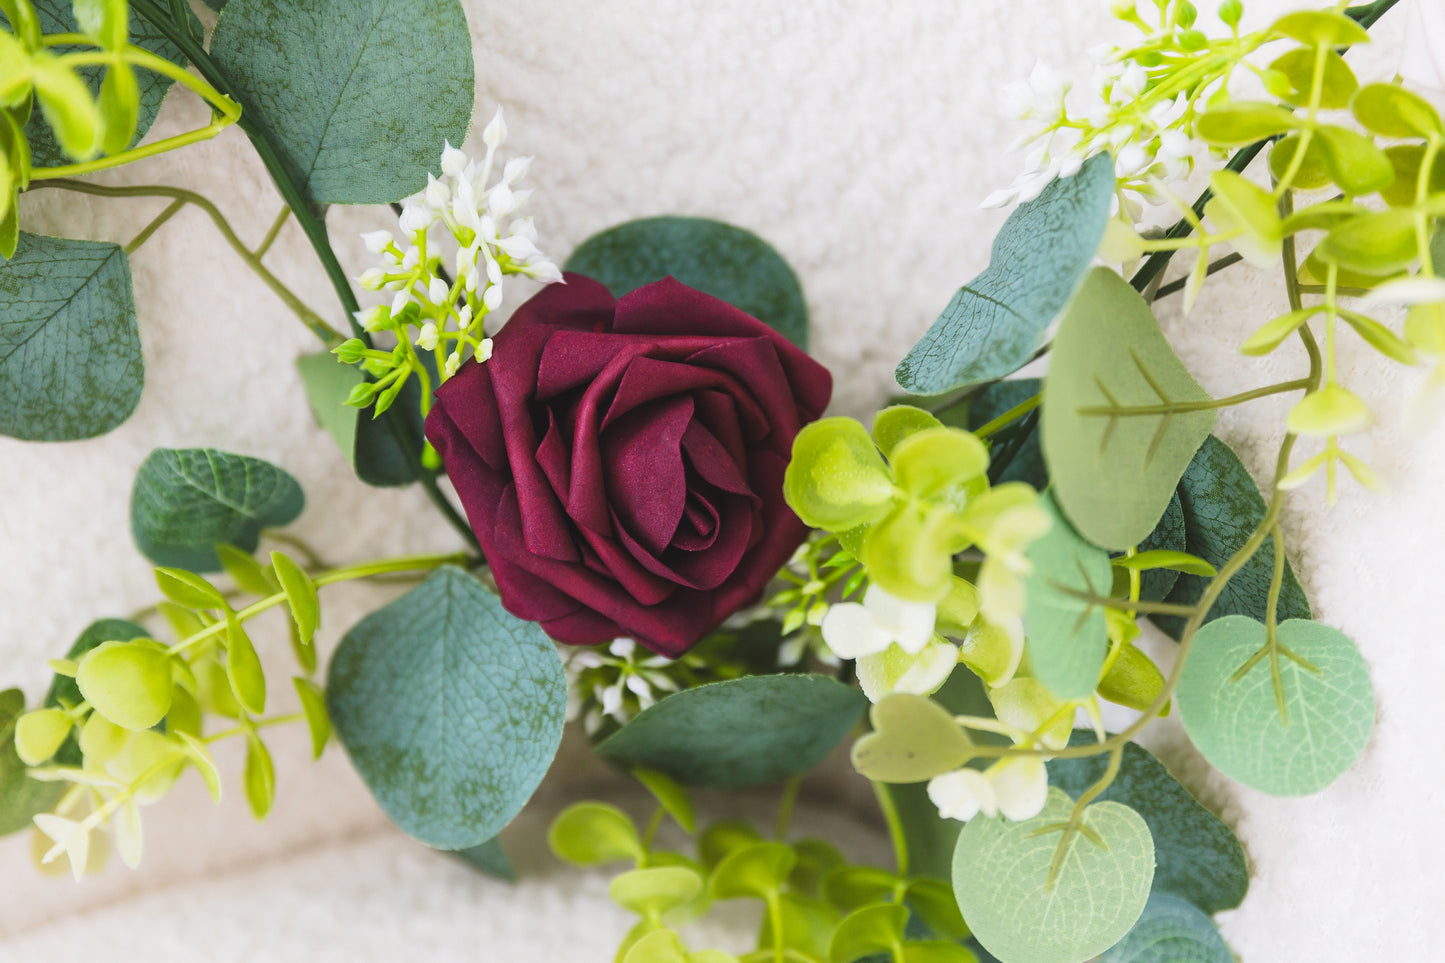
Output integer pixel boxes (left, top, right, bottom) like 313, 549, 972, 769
1, 1, 1439, 960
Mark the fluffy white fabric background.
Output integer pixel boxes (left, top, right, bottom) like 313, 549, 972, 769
1, 0, 1440, 959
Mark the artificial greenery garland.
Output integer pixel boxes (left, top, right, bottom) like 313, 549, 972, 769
0, 0, 1434, 960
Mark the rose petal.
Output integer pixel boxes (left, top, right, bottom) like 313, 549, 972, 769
601, 395, 692, 555
681, 420, 753, 498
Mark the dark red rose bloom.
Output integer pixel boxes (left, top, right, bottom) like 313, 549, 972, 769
424, 274, 832, 657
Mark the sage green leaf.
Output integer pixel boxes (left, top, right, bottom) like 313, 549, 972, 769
709, 841, 796, 900
450, 836, 514, 881
1048, 733, 1248, 913
565, 216, 809, 350
131, 448, 304, 571
7, 0, 197, 166
895, 153, 1114, 394
851, 693, 975, 783
828, 904, 908, 963
295, 353, 421, 487
1153, 436, 1310, 640
1097, 892, 1233, 963
548, 801, 644, 866
0, 232, 140, 441
209, 0, 474, 204
1023, 492, 1114, 699
1, 689, 65, 836
1353, 82, 1444, 140
595, 674, 867, 787
953, 788, 1154, 963
1177, 616, 1374, 796
327, 567, 566, 849
1042, 267, 1217, 551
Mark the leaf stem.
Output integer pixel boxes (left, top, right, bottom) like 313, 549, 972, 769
871, 781, 910, 878
974, 393, 1041, 441
123, 198, 185, 254
774, 774, 802, 841
1077, 377, 1312, 418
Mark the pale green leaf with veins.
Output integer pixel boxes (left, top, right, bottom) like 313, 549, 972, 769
1021, 492, 1113, 701
952, 787, 1154, 963
1042, 267, 1217, 551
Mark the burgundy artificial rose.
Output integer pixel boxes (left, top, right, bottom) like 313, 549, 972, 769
424, 273, 832, 658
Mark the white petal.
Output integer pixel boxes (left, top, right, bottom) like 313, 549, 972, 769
988, 757, 1049, 821
475, 339, 494, 363
599, 682, 624, 717
980, 186, 1020, 209
487, 182, 517, 219
390, 289, 412, 316
112, 798, 143, 869
523, 259, 564, 284
863, 585, 937, 654
398, 203, 433, 234
892, 641, 959, 695
428, 278, 450, 305
819, 602, 892, 659
440, 140, 468, 179
361, 230, 393, 255
1364, 276, 1445, 305
496, 233, 541, 260
483, 282, 505, 312
503, 156, 532, 185
928, 769, 995, 822
424, 174, 450, 211
482, 106, 507, 149
416, 323, 439, 351
609, 638, 636, 659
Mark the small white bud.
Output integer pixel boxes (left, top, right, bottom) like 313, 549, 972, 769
358, 268, 387, 291
487, 181, 516, 219
522, 259, 564, 284
428, 277, 450, 305
391, 289, 412, 316
398, 203, 433, 234
444, 352, 463, 378
483, 282, 505, 312
416, 322, 439, 351
424, 174, 450, 211
496, 233, 541, 260
361, 230, 393, 255
482, 106, 507, 150
458, 304, 473, 326
502, 156, 532, 185
401, 246, 420, 271
353, 305, 388, 332
440, 140, 468, 179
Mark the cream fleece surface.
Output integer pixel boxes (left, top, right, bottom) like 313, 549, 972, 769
1, 1, 1440, 960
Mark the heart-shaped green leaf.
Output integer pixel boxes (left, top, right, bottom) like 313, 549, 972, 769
852, 693, 974, 783
548, 801, 644, 866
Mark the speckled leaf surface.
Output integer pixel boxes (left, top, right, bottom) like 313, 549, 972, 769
895, 153, 1113, 395
7, 0, 195, 166
1097, 893, 1232, 963
210, 0, 474, 204
327, 567, 566, 850
1152, 436, 1310, 639
130, 448, 304, 571
0, 233, 141, 441
565, 216, 810, 350
595, 674, 867, 787
1048, 732, 1248, 913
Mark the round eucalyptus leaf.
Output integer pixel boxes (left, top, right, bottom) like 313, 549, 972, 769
709, 842, 796, 901
610, 866, 705, 917
1177, 616, 1374, 796
565, 216, 809, 350
851, 693, 975, 783
210, 0, 474, 204
595, 674, 866, 787
75, 640, 173, 732
1097, 892, 1232, 963
1022, 493, 1113, 700
953, 787, 1154, 963
548, 801, 644, 867
327, 567, 566, 849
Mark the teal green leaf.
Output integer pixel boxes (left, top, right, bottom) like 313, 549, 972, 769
896, 153, 1114, 394
1048, 732, 1248, 913
1134, 493, 1186, 603
1177, 616, 1374, 796
1023, 492, 1113, 699
449, 836, 515, 881
1042, 267, 1217, 551
965, 378, 1046, 490
130, 448, 304, 571
0, 688, 65, 836
953, 788, 1154, 963
565, 216, 809, 350
0, 232, 141, 441
326, 567, 566, 848
595, 674, 866, 787
209, 0, 474, 204
1153, 436, 1310, 639
5, 0, 196, 166
295, 353, 422, 487
1098, 893, 1233, 963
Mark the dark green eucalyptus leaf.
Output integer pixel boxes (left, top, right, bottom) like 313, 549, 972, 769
1134, 493, 1186, 603
964, 378, 1046, 489
895, 153, 1114, 395
327, 567, 566, 849
209, 0, 473, 205
295, 352, 424, 487
1152, 436, 1310, 639
0, 688, 65, 836
594, 674, 866, 787
3, 0, 196, 166
565, 216, 809, 350
0, 232, 141, 441
1098, 892, 1233, 963
1048, 732, 1249, 913
449, 836, 515, 882
130, 448, 304, 571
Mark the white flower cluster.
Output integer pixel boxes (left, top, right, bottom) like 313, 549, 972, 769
567, 638, 679, 736
355, 107, 561, 382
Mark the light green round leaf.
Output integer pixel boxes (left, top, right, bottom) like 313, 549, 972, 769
904, 878, 971, 942
1048, 733, 1248, 913
565, 216, 809, 350
896, 153, 1114, 394
953, 787, 1154, 963
1317, 208, 1418, 275
2, 693, 68, 836
14, 707, 71, 766
326, 567, 567, 849
1177, 616, 1375, 796
1042, 267, 1217, 551
130, 448, 305, 572
784, 418, 897, 533
890, 428, 988, 499
1268, 134, 1333, 191
595, 674, 866, 787
1353, 82, 1444, 139
1270, 9, 1370, 46
547, 801, 644, 866
611, 866, 705, 917
1267, 48, 1357, 109
41, 618, 148, 769
1313, 125, 1394, 197
210, 0, 474, 204
1152, 436, 1310, 640
872, 406, 943, 459
154, 567, 226, 610
633, 766, 696, 834
1095, 643, 1166, 713
0, 233, 141, 441
828, 903, 908, 963
789, 839, 847, 898
623, 930, 688, 963
851, 693, 975, 783
821, 865, 898, 913
449, 836, 514, 881
698, 821, 764, 872
6, 0, 197, 166
215, 544, 277, 596
76, 640, 173, 731
1097, 893, 1233, 963
1023, 493, 1113, 700
1195, 101, 1297, 146
709, 841, 796, 901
